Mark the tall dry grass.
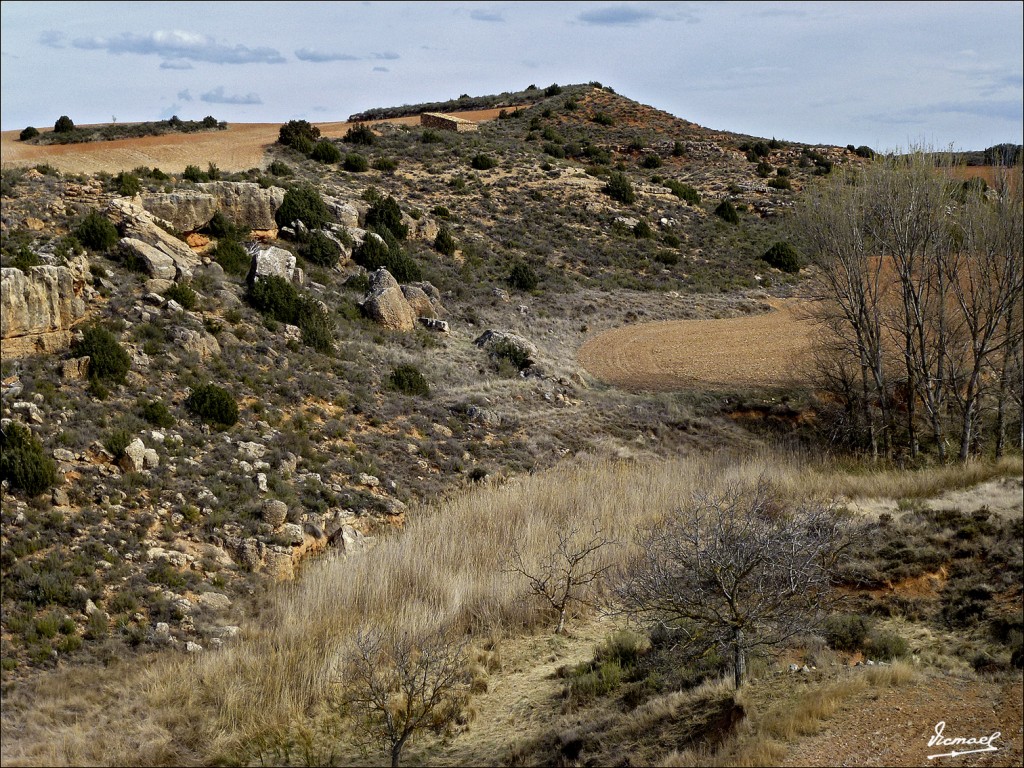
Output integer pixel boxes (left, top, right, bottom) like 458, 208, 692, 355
1, 452, 1018, 766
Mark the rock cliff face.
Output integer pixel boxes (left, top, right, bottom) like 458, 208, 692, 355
140, 182, 285, 232
0, 256, 90, 359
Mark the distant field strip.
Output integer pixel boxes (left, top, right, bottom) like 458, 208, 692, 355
577, 300, 815, 391
0, 107, 515, 175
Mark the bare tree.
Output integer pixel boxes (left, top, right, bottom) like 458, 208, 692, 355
343, 624, 470, 767
613, 479, 849, 689
506, 519, 614, 635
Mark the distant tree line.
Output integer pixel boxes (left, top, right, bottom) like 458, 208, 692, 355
19, 115, 226, 145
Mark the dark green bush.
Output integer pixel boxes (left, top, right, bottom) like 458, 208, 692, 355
269, 160, 293, 177
247, 275, 300, 324
182, 164, 208, 182
365, 196, 408, 240
633, 220, 654, 239
114, 171, 141, 196
471, 154, 497, 170
824, 614, 869, 651
387, 364, 430, 397
212, 238, 250, 276
756, 160, 774, 178
373, 156, 398, 173
0, 422, 57, 497
207, 210, 241, 240
604, 172, 636, 204
54, 115, 74, 133
434, 226, 457, 256
185, 383, 238, 427
163, 281, 198, 310
73, 324, 131, 385
714, 199, 739, 224
640, 154, 662, 169
489, 339, 532, 371
507, 262, 538, 291
421, 129, 442, 144
544, 83, 562, 96
103, 428, 134, 460
344, 123, 375, 145
761, 242, 801, 273
302, 231, 342, 267
591, 112, 614, 126
768, 176, 792, 190
19, 126, 39, 141
74, 210, 119, 251
310, 139, 342, 164
298, 297, 334, 353
665, 179, 701, 205
275, 186, 332, 230
278, 119, 321, 149
343, 153, 369, 173
138, 398, 175, 428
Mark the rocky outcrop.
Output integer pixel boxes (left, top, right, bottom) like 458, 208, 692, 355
119, 238, 176, 280
140, 182, 285, 232
474, 330, 539, 367
322, 196, 361, 229
107, 198, 200, 280
401, 285, 439, 318
247, 245, 298, 284
361, 268, 416, 331
0, 255, 89, 359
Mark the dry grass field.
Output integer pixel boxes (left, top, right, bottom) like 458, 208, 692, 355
577, 299, 815, 391
0, 107, 513, 175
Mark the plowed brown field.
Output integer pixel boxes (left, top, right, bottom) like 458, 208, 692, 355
0, 107, 514, 175
577, 299, 815, 391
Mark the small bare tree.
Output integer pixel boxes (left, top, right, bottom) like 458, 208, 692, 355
506, 519, 614, 635
613, 479, 849, 689
343, 624, 470, 767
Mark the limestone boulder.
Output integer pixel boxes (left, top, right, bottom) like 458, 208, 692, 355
248, 245, 296, 284
1, 256, 89, 359
401, 285, 438, 318
119, 238, 176, 280
360, 268, 416, 331
322, 196, 360, 228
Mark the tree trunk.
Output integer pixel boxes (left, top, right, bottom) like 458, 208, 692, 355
391, 733, 408, 768
732, 629, 746, 689
555, 606, 566, 635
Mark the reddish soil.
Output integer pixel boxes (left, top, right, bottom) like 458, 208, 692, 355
577, 299, 815, 392
0, 108, 516, 175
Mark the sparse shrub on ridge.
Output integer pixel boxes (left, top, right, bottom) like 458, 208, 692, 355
54, 115, 74, 133
19, 126, 39, 142
278, 119, 321, 149
344, 123, 375, 146
182, 164, 209, 182
310, 139, 342, 164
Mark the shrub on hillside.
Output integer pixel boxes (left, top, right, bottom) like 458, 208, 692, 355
275, 186, 332, 230
365, 196, 408, 239
604, 172, 636, 204
212, 238, 250, 276
714, 199, 739, 224
640, 154, 662, 169
298, 298, 334, 353
278, 119, 321, 149
163, 281, 198, 310
507, 262, 538, 291
665, 179, 701, 205
19, 126, 39, 142
185, 383, 238, 428
269, 160, 293, 177
761, 242, 801, 273
434, 226, 457, 256
471, 154, 497, 170
74, 210, 119, 251
114, 171, 141, 196
54, 115, 75, 133
343, 153, 369, 172
182, 164, 209, 182
138, 398, 175, 428
344, 123, 376, 145
387, 364, 430, 397
824, 614, 869, 652
372, 156, 398, 174
354, 234, 421, 282
302, 231, 342, 267
310, 139, 342, 164
0, 422, 57, 497
72, 323, 131, 385
247, 274, 300, 324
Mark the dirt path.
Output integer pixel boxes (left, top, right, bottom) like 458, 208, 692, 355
0, 107, 515, 175
577, 299, 815, 392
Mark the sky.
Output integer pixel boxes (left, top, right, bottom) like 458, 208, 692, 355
1, 1, 1021, 152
